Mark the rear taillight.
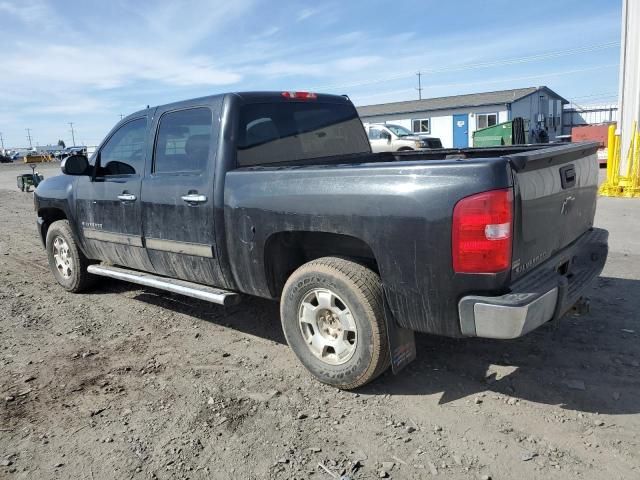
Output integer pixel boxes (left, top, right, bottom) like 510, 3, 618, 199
281, 91, 317, 100
452, 188, 513, 274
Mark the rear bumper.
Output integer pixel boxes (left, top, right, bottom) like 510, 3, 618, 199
458, 228, 608, 339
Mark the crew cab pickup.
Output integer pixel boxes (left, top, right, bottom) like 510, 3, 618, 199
365, 123, 443, 152
34, 91, 608, 389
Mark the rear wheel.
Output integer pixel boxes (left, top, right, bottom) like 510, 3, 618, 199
45, 220, 95, 292
280, 257, 389, 389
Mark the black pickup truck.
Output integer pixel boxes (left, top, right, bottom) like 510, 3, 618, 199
34, 91, 608, 389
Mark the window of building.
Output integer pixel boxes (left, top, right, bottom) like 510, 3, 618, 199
411, 118, 430, 133
154, 107, 212, 174
476, 113, 498, 130
98, 118, 147, 176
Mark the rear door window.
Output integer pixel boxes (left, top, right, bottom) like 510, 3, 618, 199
153, 107, 212, 174
237, 102, 370, 166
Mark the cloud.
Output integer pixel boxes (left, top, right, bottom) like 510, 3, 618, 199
2, 44, 242, 90
297, 7, 321, 21
0, 0, 58, 26
257, 56, 383, 78
254, 26, 280, 38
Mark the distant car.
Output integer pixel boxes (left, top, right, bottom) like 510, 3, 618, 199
64, 146, 87, 157
0, 154, 12, 163
364, 123, 442, 153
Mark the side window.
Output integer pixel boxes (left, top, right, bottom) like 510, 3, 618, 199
99, 118, 147, 176
368, 128, 382, 140
412, 119, 430, 133
154, 107, 212, 174
477, 113, 498, 130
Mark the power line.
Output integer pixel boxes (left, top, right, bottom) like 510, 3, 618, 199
311, 41, 620, 91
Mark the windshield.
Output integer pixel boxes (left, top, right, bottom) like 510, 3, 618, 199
385, 124, 413, 137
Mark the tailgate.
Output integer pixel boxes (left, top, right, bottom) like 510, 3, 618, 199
506, 142, 600, 280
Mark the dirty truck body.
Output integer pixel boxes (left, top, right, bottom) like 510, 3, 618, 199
34, 92, 608, 389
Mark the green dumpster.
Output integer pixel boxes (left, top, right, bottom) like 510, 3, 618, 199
473, 117, 526, 147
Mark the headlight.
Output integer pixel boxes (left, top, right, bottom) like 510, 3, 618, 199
414, 140, 422, 148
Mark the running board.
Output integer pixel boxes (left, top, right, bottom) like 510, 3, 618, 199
87, 264, 240, 307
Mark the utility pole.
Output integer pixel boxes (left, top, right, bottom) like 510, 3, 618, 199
69, 122, 76, 146
0, 132, 4, 152
119, 114, 124, 120
26, 128, 33, 149
416, 71, 423, 100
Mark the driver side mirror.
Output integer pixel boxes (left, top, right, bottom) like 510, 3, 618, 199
61, 154, 90, 176
381, 131, 392, 143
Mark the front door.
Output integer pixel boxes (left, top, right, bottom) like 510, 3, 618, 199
368, 126, 393, 152
76, 116, 154, 272
140, 104, 229, 288
453, 114, 469, 148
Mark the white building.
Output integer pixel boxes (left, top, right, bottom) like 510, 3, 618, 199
357, 86, 568, 148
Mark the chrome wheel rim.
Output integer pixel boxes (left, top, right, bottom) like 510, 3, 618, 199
52, 236, 73, 279
298, 288, 357, 366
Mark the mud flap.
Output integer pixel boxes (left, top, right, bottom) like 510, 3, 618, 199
383, 298, 416, 374
552, 276, 569, 330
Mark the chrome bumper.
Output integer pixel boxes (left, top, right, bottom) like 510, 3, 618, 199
458, 228, 608, 339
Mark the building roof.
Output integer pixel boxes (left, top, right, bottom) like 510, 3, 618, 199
357, 86, 568, 118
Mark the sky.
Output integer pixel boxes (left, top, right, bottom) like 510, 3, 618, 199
0, 0, 622, 148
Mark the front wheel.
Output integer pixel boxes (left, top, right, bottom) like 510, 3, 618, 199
45, 220, 95, 292
280, 257, 390, 389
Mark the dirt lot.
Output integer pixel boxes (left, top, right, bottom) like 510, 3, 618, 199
1, 162, 639, 480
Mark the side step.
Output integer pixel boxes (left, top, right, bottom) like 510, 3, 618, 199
87, 264, 240, 307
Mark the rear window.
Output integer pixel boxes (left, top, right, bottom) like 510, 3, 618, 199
237, 102, 370, 166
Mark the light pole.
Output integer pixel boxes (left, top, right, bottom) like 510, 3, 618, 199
69, 122, 76, 146
26, 128, 33, 149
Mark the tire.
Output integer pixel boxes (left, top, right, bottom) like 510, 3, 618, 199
280, 257, 390, 389
45, 220, 95, 292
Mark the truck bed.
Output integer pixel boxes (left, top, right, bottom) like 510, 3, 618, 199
229, 141, 601, 336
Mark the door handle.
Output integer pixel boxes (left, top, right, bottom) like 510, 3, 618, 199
181, 193, 207, 204
117, 193, 137, 202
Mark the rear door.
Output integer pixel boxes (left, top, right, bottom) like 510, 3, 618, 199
140, 101, 229, 288
76, 116, 154, 271
509, 143, 600, 279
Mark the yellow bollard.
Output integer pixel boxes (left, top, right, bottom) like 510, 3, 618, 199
606, 124, 615, 185
599, 121, 640, 197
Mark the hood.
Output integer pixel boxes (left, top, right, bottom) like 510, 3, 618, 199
397, 135, 422, 142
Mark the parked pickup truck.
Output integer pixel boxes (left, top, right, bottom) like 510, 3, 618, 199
364, 123, 443, 152
34, 91, 608, 389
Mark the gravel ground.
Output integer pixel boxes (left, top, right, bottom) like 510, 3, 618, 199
1, 162, 639, 479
